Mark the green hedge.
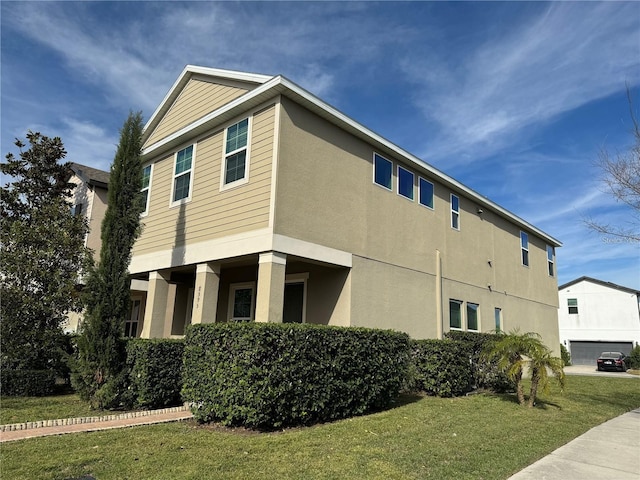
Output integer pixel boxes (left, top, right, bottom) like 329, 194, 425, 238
125, 338, 185, 409
0, 369, 56, 396
182, 323, 411, 429
444, 330, 514, 393
628, 345, 640, 369
411, 339, 472, 397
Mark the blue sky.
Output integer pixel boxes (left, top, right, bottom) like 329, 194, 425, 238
2, 1, 639, 289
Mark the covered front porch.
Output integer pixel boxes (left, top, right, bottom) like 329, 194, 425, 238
130, 251, 351, 339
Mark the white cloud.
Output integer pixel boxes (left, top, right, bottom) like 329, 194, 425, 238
403, 2, 640, 164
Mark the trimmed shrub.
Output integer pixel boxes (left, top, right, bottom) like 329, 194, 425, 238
560, 344, 572, 366
126, 338, 185, 409
1, 369, 55, 396
628, 345, 640, 369
445, 330, 514, 392
182, 323, 411, 429
411, 339, 472, 397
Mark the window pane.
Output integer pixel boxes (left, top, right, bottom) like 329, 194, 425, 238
520, 231, 528, 249
449, 300, 462, 329
175, 146, 193, 175
233, 288, 253, 318
522, 249, 529, 266
467, 303, 479, 331
374, 154, 392, 189
451, 194, 459, 212
225, 151, 247, 184
419, 178, 434, 208
141, 191, 149, 212
142, 165, 151, 189
398, 167, 414, 200
173, 172, 190, 201
568, 298, 578, 314
494, 308, 501, 331
546, 245, 554, 261
226, 119, 249, 153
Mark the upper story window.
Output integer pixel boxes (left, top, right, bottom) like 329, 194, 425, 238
172, 145, 194, 204
373, 153, 392, 190
451, 194, 460, 230
547, 245, 555, 277
397, 166, 414, 200
520, 231, 529, 266
223, 118, 249, 188
419, 177, 434, 209
141, 164, 152, 215
567, 298, 578, 314
70, 203, 83, 216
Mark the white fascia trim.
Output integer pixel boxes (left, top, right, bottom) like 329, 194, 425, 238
143, 75, 284, 157
275, 76, 562, 247
143, 67, 561, 247
142, 65, 273, 143
129, 229, 352, 274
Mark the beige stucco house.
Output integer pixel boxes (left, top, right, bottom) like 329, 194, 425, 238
126, 65, 562, 350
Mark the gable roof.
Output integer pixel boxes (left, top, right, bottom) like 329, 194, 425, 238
559, 276, 640, 295
142, 65, 562, 247
70, 162, 110, 188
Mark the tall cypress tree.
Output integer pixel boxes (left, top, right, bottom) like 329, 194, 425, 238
72, 112, 145, 409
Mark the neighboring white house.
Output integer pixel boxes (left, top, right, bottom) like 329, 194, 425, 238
558, 276, 640, 365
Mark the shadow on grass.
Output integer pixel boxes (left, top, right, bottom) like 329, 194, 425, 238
481, 390, 563, 410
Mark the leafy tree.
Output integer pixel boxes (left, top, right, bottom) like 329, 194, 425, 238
560, 343, 572, 366
484, 331, 565, 408
72, 112, 145, 409
1, 132, 90, 375
585, 87, 640, 242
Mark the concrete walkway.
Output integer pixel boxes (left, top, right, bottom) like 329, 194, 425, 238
508, 408, 640, 480
0, 406, 193, 443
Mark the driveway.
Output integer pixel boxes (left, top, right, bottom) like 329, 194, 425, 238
564, 364, 639, 378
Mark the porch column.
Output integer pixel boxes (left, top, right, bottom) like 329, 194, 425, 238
140, 270, 173, 338
255, 252, 287, 323
191, 262, 221, 324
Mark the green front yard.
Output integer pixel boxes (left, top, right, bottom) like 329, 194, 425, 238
2, 375, 639, 480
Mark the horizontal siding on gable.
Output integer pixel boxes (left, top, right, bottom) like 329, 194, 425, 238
133, 104, 276, 258
144, 79, 250, 148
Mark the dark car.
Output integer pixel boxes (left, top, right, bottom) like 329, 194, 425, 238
596, 352, 628, 372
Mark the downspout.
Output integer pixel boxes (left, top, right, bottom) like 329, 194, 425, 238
436, 249, 443, 339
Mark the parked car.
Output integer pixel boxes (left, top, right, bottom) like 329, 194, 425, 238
596, 352, 628, 372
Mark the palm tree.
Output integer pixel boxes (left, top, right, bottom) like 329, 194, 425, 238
485, 330, 565, 407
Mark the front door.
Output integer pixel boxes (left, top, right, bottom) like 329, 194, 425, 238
283, 282, 305, 323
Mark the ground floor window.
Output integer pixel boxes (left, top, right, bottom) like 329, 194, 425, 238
494, 307, 502, 331
229, 283, 255, 322
467, 303, 479, 331
449, 299, 462, 329
126, 299, 141, 337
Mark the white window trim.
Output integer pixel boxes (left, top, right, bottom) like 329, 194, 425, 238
373, 152, 393, 192
520, 231, 529, 267
141, 163, 153, 217
220, 117, 252, 192
170, 144, 196, 207
285, 272, 309, 324
396, 165, 415, 201
451, 194, 460, 230
466, 302, 480, 332
228, 282, 256, 322
418, 176, 434, 210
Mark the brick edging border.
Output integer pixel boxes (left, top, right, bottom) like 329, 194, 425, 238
0, 404, 191, 432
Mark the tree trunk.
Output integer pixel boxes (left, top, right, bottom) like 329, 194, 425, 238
528, 368, 539, 408
515, 371, 525, 406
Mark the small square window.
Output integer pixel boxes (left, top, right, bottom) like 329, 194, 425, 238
374, 153, 392, 190
568, 298, 578, 315
397, 166, 414, 200
520, 231, 529, 266
449, 299, 462, 329
229, 283, 255, 322
419, 177, 434, 209
451, 194, 460, 230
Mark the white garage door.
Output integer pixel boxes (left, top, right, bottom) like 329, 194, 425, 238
569, 341, 633, 365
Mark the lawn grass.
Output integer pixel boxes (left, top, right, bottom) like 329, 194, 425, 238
1, 375, 639, 480
0, 387, 99, 425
